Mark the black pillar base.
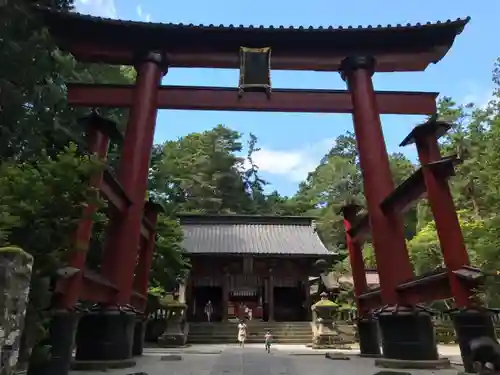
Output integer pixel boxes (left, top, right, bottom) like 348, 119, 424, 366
27, 310, 80, 375
451, 308, 497, 373
377, 305, 438, 361
357, 317, 381, 357
132, 315, 147, 356
75, 305, 136, 362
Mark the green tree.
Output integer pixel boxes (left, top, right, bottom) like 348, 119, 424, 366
0, 145, 101, 367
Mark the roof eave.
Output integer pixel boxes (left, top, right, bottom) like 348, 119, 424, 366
37, 7, 470, 72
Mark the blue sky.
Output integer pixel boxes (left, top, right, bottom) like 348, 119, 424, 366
75, 0, 498, 197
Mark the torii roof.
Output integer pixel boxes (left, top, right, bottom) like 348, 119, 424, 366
37, 7, 470, 72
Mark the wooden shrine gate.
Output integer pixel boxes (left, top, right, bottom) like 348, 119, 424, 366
35, 5, 486, 375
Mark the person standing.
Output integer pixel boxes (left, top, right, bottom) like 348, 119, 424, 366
237, 319, 247, 348
204, 300, 214, 322
264, 330, 272, 353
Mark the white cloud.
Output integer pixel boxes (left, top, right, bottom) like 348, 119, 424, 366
135, 4, 151, 22
74, 0, 116, 18
248, 138, 334, 182
460, 82, 494, 110
463, 89, 494, 109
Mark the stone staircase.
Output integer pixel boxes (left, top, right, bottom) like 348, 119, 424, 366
187, 321, 313, 344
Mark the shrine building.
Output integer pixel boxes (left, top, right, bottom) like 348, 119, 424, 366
179, 214, 339, 322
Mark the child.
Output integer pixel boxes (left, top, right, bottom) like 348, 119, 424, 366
237, 319, 247, 348
264, 330, 272, 353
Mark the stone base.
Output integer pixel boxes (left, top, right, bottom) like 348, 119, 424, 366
145, 319, 167, 342
28, 310, 80, 375
132, 317, 147, 356
358, 353, 383, 358
46, 310, 80, 375
158, 334, 187, 348
451, 309, 498, 374
70, 359, 136, 371
357, 317, 381, 357
158, 321, 186, 347
75, 306, 136, 362
374, 357, 451, 369
378, 306, 438, 361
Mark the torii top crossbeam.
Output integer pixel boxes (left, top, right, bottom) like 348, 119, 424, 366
38, 7, 469, 72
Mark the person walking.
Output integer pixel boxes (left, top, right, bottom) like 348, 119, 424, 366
264, 330, 272, 353
204, 300, 214, 322
237, 319, 248, 348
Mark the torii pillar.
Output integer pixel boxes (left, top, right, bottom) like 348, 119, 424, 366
43, 113, 122, 375
404, 119, 497, 372
74, 51, 168, 365
340, 204, 380, 357
340, 55, 438, 362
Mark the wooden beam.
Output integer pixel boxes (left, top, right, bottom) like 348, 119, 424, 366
56, 270, 118, 304
67, 83, 438, 115
101, 169, 131, 213
357, 289, 383, 311
380, 168, 426, 215
358, 272, 453, 309
131, 290, 147, 311
59, 42, 449, 72
349, 156, 461, 243
348, 215, 370, 243
101, 169, 152, 239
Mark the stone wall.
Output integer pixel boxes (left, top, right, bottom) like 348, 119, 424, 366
0, 247, 33, 375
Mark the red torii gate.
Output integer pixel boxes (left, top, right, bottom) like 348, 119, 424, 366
36, 5, 487, 375
341, 116, 495, 370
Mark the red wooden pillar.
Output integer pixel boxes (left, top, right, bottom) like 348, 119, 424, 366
101, 51, 167, 305
57, 112, 120, 309
340, 56, 413, 305
133, 201, 162, 311
340, 204, 368, 315
411, 121, 472, 306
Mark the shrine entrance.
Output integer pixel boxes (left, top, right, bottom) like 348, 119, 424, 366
37, 6, 489, 375
274, 286, 304, 321
191, 286, 223, 322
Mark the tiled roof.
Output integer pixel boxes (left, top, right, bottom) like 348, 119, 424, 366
37, 7, 470, 72
38, 7, 469, 35
179, 214, 333, 256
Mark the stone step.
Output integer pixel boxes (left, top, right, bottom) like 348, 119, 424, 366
187, 338, 311, 344
188, 332, 312, 336
188, 329, 312, 334
189, 321, 310, 327
188, 335, 312, 341
188, 332, 312, 338
187, 321, 313, 344
189, 326, 312, 332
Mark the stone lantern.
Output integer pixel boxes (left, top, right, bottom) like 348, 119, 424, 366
311, 292, 348, 348
158, 295, 188, 347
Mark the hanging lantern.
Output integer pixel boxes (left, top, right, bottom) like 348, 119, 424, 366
238, 47, 272, 98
